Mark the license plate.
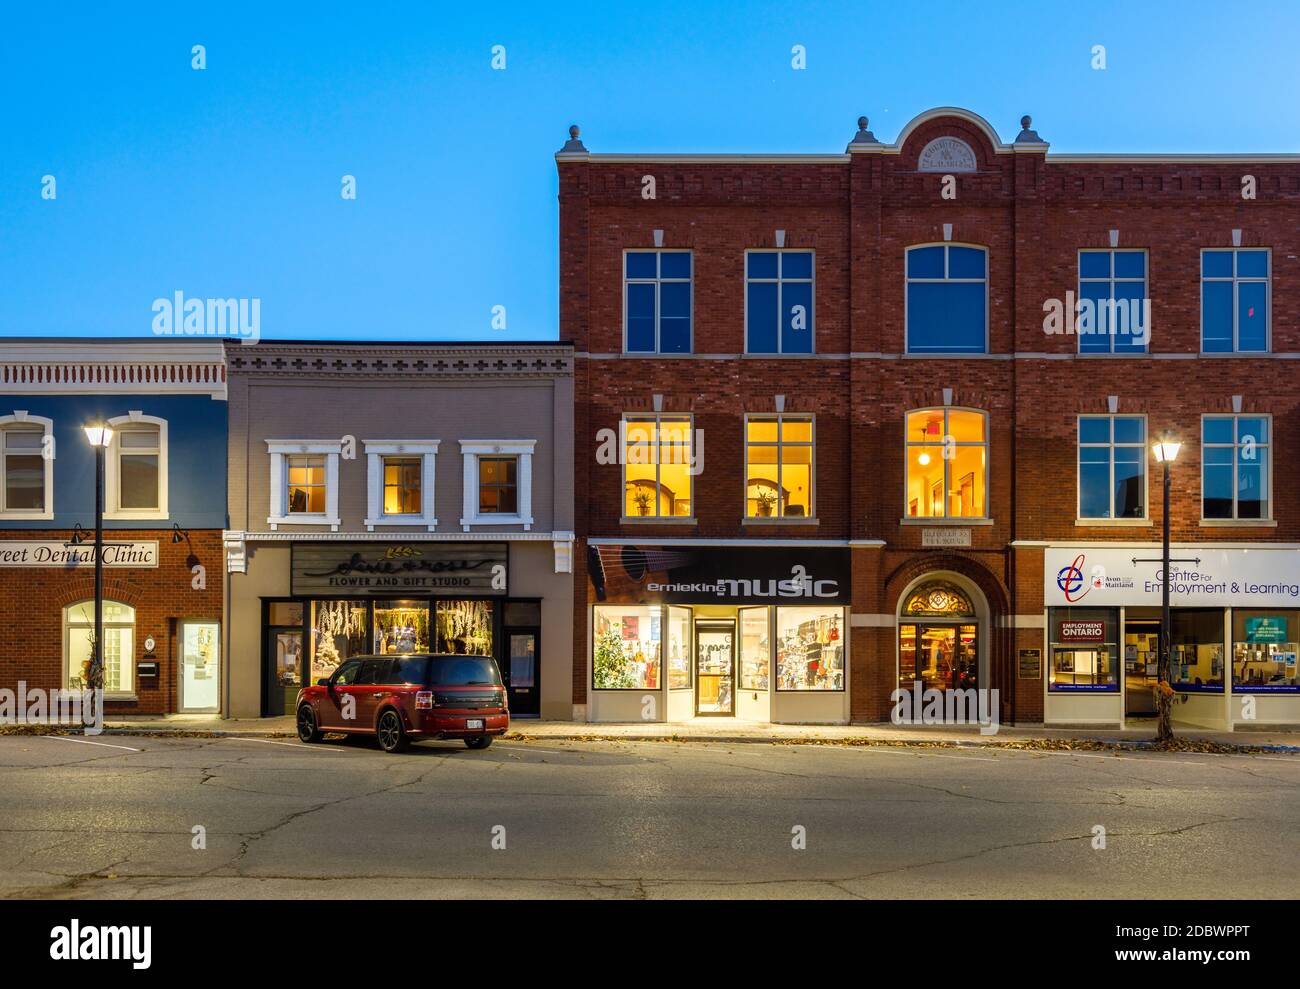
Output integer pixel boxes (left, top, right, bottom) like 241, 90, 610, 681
465, 719, 484, 730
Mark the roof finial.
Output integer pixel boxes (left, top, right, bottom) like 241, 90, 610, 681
848, 114, 879, 149
1015, 114, 1043, 143
559, 123, 588, 154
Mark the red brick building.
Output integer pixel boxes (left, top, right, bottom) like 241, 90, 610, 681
560, 107, 1300, 730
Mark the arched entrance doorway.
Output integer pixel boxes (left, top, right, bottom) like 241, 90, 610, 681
896, 577, 985, 693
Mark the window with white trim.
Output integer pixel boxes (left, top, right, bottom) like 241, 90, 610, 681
1202, 415, 1270, 521
1201, 249, 1269, 353
625, 251, 692, 353
622, 415, 694, 519
904, 408, 987, 519
267, 440, 342, 530
1078, 250, 1149, 354
363, 440, 439, 531
1077, 415, 1146, 520
106, 413, 168, 520
460, 440, 534, 530
905, 245, 987, 354
745, 414, 814, 519
65, 600, 135, 695
0, 413, 53, 519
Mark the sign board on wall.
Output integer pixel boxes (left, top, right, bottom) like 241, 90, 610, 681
1018, 649, 1042, 679
1057, 620, 1105, 642
291, 543, 508, 596
0, 541, 158, 568
922, 528, 972, 548
588, 544, 851, 605
1045, 548, 1300, 609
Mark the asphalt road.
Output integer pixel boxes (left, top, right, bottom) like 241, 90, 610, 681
0, 733, 1295, 899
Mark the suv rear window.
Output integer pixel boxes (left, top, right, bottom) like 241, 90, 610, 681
428, 657, 502, 687
386, 656, 429, 685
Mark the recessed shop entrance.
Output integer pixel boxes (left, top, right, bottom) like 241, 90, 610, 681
898, 623, 978, 691
695, 620, 735, 715
1123, 615, 1160, 716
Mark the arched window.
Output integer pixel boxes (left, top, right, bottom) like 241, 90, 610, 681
106, 413, 168, 520
905, 408, 988, 519
0, 413, 53, 519
64, 600, 136, 694
905, 244, 988, 354
902, 582, 976, 618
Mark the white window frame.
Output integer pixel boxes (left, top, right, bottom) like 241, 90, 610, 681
742, 413, 816, 521
363, 440, 439, 531
743, 249, 816, 354
1076, 414, 1149, 524
620, 413, 696, 522
64, 599, 136, 698
105, 412, 168, 521
904, 243, 989, 355
1200, 247, 1271, 354
1200, 413, 1273, 523
901, 407, 990, 523
0, 412, 54, 520
1077, 249, 1150, 355
622, 249, 693, 354
267, 440, 342, 530
460, 440, 534, 530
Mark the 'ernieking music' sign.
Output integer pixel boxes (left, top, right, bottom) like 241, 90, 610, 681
0, 541, 159, 568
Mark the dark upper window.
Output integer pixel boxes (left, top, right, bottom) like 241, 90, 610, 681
1078, 250, 1148, 354
1202, 249, 1269, 354
1202, 415, 1270, 521
625, 251, 691, 353
905, 245, 987, 354
1078, 415, 1146, 520
746, 251, 813, 353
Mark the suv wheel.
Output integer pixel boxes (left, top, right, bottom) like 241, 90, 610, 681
376, 709, 409, 753
464, 735, 492, 750
297, 704, 323, 743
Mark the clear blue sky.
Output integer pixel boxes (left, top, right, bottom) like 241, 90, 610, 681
2, 1, 1297, 343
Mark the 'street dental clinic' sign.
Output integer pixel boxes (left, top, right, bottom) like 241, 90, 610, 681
1045, 547, 1300, 608
292, 543, 508, 596
0, 541, 158, 568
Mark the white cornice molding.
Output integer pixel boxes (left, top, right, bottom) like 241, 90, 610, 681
0, 341, 227, 398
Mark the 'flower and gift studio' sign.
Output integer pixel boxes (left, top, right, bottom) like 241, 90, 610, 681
291, 542, 508, 596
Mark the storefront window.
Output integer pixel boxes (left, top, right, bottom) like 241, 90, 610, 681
1232, 610, 1299, 692
623, 415, 693, 518
65, 600, 136, 693
310, 600, 368, 682
745, 416, 813, 518
905, 408, 986, 519
374, 600, 429, 654
1048, 607, 1119, 691
666, 606, 691, 689
740, 607, 770, 690
899, 624, 977, 691
775, 607, 844, 690
593, 605, 661, 689
1171, 608, 1226, 692
436, 600, 494, 655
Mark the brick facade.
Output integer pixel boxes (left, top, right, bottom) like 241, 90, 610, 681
561, 107, 1300, 724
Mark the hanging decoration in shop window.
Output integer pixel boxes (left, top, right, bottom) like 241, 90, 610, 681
903, 582, 975, 618
436, 600, 493, 656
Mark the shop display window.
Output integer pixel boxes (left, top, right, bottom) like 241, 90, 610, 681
435, 599, 494, 656
374, 600, 429, 655
667, 606, 691, 689
775, 607, 844, 691
1232, 610, 1299, 692
310, 600, 368, 682
65, 600, 136, 694
593, 605, 661, 690
740, 607, 770, 690
1171, 608, 1225, 692
1048, 607, 1119, 691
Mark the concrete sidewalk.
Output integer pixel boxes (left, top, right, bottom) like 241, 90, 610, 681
41, 714, 1299, 751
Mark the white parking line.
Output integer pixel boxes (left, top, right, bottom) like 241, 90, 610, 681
39, 735, 140, 753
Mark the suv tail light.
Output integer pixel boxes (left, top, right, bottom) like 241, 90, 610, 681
415, 690, 433, 710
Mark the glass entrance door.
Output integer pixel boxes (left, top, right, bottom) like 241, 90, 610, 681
1124, 619, 1160, 715
503, 628, 540, 716
178, 621, 221, 712
695, 621, 734, 715
898, 623, 978, 691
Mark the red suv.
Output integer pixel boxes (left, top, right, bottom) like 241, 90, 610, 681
295, 653, 509, 753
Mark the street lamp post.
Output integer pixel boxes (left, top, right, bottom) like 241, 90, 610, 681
83, 422, 113, 693
1152, 434, 1182, 742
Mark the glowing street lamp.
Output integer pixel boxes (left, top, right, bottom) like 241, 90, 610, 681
82, 422, 113, 694
1151, 433, 1180, 741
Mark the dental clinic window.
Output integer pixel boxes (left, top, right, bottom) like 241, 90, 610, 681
746, 250, 813, 353
106, 414, 168, 519
905, 408, 987, 519
625, 251, 691, 353
1078, 415, 1146, 520
65, 600, 135, 695
1232, 610, 1299, 692
1202, 249, 1269, 353
1048, 607, 1119, 692
1078, 250, 1148, 354
905, 245, 987, 354
623, 415, 693, 519
0, 414, 52, 519
745, 415, 813, 519
1202, 415, 1270, 520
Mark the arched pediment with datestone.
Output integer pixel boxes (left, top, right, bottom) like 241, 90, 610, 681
917, 136, 978, 172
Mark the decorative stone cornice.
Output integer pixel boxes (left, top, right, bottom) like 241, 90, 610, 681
0, 341, 227, 398
224, 343, 573, 380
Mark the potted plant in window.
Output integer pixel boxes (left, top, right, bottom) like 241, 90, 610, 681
756, 489, 777, 517
634, 490, 653, 516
